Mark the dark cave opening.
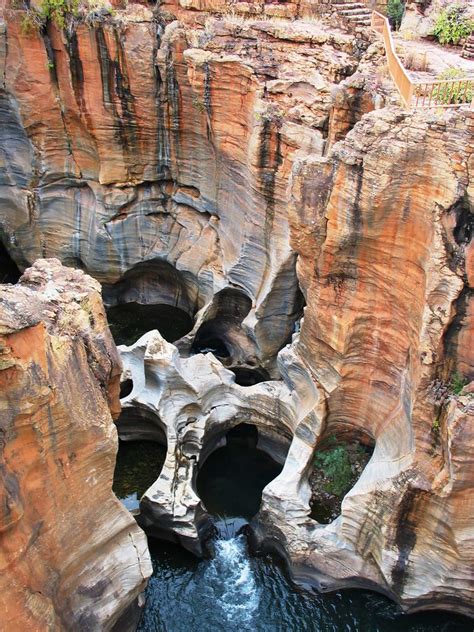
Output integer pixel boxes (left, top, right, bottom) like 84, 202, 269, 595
113, 406, 168, 512
115, 406, 167, 444
107, 302, 193, 346
113, 440, 167, 512
453, 202, 473, 246
119, 378, 134, 399
191, 287, 255, 363
196, 423, 286, 526
0, 241, 21, 284
191, 325, 231, 358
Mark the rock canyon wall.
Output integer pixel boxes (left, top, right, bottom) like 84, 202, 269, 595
0, 259, 152, 630
0, 0, 473, 623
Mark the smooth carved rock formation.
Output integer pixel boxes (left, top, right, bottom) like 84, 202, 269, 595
0, 6, 376, 368
115, 104, 474, 617
0, 259, 152, 631
263, 107, 474, 615
0, 0, 473, 621
117, 329, 299, 553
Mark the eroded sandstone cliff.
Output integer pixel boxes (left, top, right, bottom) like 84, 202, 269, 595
0, 0, 472, 622
0, 259, 151, 631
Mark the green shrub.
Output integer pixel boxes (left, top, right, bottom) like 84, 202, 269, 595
387, 0, 405, 31
20, 10, 43, 35
19, 0, 80, 34
313, 445, 353, 496
449, 370, 468, 395
432, 4, 474, 46
40, 0, 79, 29
431, 68, 473, 105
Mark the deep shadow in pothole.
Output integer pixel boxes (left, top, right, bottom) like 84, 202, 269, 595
113, 439, 167, 512
120, 378, 134, 399
113, 407, 168, 511
231, 367, 270, 386
196, 424, 288, 532
107, 302, 193, 346
0, 240, 21, 284
191, 288, 255, 364
103, 259, 197, 346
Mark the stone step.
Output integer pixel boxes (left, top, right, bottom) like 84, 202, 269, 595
339, 8, 371, 15
345, 13, 371, 19
332, 2, 366, 7
346, 16, 371, 24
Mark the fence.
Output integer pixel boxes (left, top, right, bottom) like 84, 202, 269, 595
371, 11, 473, 109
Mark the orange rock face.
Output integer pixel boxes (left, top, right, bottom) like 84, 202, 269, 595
0, 259, 151, 631
280, 107, 474, 614
0, 0, 472, 621
0, 6, 368, 364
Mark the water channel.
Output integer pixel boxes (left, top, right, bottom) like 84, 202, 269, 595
113, 439, 471, 632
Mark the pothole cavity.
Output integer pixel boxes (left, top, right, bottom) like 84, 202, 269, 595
113, 407, 167, 511
107, 285, 467, 632
113, 440, 166, 512
196, 423, 289, 536
309, 431, 375, 524
191, 288, 254, 365
103, 259, 197, 345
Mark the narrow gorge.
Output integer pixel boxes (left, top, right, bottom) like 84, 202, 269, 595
0, 0, 473, 630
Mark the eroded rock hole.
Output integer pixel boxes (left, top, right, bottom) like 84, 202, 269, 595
192, 288, 255, 364
310, 433, 374, 524
115, 407, 167, 444
107, 302, 193, 346
192, 326, 231, 358
113, 407, 167, 512
103, 259, 196, 345
113, 440, 166, 512
0, 240, 21, 284
231, 367, 270, 386
119, 378, 133, 399
196, 423, 287, 528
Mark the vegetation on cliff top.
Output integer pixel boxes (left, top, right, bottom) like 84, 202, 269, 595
432, 4, 474, 46
17, 0, 114, 34
387, 0, 405, 31
431, 69, 473, 105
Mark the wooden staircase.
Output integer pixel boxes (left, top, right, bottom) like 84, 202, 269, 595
331, 0, 372, 27
462, 34, 474, 60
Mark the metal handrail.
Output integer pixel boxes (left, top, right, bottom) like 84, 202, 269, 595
371, 11, 473, 109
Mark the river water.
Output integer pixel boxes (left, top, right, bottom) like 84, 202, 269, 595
114, 440, 472, 632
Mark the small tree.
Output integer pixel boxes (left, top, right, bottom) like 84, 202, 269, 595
432, 4, 474, 46
387, 0, 405, 31
314, 445, 353, 496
